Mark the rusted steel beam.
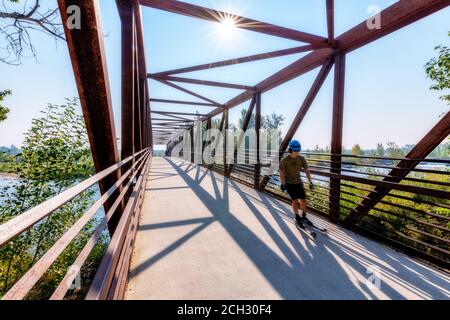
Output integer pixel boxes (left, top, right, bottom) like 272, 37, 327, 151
133, 0, 151, 149
346, 111, 450, 226
326, 0, 334, 45
153, 45, 316, 77
116, 0, 135, 162
329, 53, 346, 222
151, 74, 255, 91
150, 98, 218, 107
134, 27, 143, 152
139, 0, 328, 45
254, 93, 261, 189
259, 59, 334, 190
58, 0, 121, 231
337, 0, 449, 53
152, 110, 208, 117
151, 118, 193, 122
203, 48, 334, 121
153, 78, 223, 107
151, 112, 193, 122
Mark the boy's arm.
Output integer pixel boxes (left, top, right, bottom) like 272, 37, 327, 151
280, 169, 286, 185
303, 159, 314, 187
279, 160, 286, 186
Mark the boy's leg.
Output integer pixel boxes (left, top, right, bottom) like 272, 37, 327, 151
300, 199, 307, 215
292, 200, 299, 215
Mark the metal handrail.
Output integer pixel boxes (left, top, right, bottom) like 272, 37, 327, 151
0, 149, 152, 300
0, 148, 150, 248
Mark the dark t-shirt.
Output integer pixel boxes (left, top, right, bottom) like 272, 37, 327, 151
280, 155, 308, 184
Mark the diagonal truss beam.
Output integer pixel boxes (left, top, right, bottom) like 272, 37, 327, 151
152, 110, 208, 117
346, 111, 450, 226
138, 0, 328, 45
151, 74, 255, 91
337, 0, 449, 53
153, 78, 223, 107
150, 98, 218, 107
152, 45, 316, 77
203, 48, 334, 121
259, 58, 335, 190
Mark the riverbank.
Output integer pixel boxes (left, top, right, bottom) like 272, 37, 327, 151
0, 172, 19, 179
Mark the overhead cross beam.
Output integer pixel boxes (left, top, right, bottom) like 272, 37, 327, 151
151, 75, 255, 91
152, 45, 316, 77
138, 0, 328, 46
203, 47, 334, 121
152, 110, 208, 117
150, 98, 218, 107
153, 78, 223, 107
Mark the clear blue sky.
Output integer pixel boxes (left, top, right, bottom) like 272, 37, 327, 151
0, 0, 448, 150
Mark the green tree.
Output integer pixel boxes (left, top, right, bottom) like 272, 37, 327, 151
425, 31, 450, 104
386, 142, 404, 158
351, 144, 363, 156
376, 143, 385, 158
0, 90, 11, 123
0, 98, 101, 299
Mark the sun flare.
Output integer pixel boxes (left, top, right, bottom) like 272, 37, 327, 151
218, 16, 237, 37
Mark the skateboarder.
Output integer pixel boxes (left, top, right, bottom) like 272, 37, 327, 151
279, 140, 315, 229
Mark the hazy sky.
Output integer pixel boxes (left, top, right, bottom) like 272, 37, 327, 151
0, 0, 448, 150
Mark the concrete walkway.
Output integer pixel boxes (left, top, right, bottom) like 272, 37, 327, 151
125, 157, 450, 300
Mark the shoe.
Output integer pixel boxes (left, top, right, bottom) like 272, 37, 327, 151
295, 215, 305, 229
302, 215, 314, 227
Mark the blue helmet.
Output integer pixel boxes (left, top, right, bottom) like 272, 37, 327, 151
289, 140, 302, 152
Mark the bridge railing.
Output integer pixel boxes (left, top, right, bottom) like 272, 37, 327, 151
191, 149, 450, 268
0, 149, 152, 300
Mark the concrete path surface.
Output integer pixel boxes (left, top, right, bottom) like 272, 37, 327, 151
125, 157, 450, 300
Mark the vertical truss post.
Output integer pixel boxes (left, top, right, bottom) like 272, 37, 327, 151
117, 0, 135, 167
133, 26, 143, 152
254, 92, 261, 189
60, 0, 121, 233
329, 53, 346, 222
223, 110, 229, 177
190, 127, 194, 163
203, 118, 212, 161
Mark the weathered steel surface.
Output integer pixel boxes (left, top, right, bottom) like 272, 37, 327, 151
139, 0, 328, 45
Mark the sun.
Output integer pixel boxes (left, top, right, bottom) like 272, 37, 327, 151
218, 16, 237, 36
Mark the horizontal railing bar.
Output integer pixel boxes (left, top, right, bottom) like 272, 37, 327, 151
0, 149, 150, 249
307, 169, 449, 199
305, 157, 450, 175
86, 154, 151, 300
307, 163, 450, 187
49, 154, 151, 300
2, 152, 151, 300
